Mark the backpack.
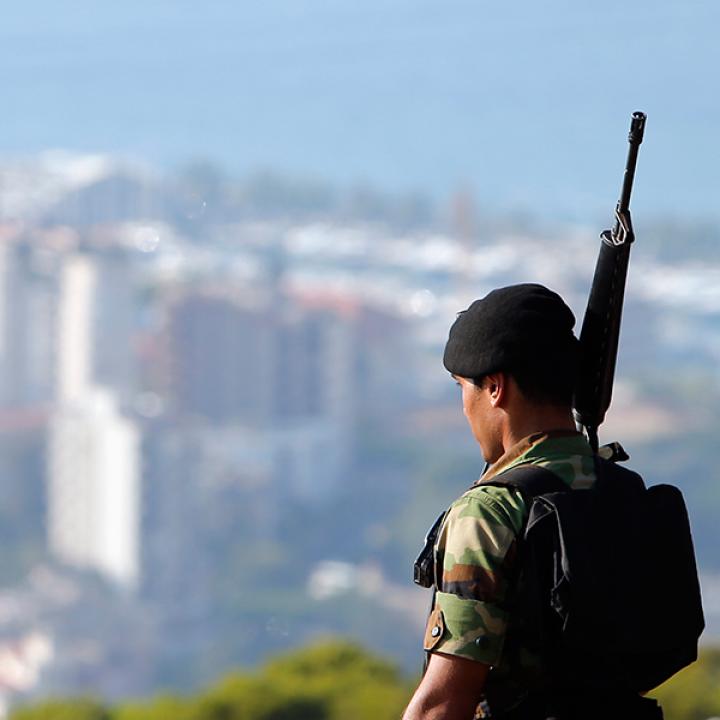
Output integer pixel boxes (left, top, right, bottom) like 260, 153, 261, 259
482, 456, 704, 697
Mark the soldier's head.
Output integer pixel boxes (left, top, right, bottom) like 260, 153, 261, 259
443, 283, 579, 460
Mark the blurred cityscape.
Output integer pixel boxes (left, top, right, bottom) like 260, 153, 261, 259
0, 153, 718, 716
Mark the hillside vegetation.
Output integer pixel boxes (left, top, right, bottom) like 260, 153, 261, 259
10, 641, 720, 720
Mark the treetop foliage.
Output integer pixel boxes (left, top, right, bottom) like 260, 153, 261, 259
10, 639, 412, 720
10, 640, 720, 720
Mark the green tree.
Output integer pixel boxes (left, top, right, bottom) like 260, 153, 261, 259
650, 648, 720, 720
11, 640, 412, 720
12, 642, 720, 720
113, 695, 193, 720
196, 675, 328, 720
260, 639, 411, 720
11, 698, 109, 720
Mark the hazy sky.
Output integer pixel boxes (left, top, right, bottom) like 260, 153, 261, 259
0, 0, 717, 220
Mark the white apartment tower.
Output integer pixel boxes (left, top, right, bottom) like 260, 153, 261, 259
47, 391, 140, 588
56, 254, 94, 404
47, 254, 140, 589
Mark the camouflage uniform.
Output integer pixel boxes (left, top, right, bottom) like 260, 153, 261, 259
423, 430, 595, 679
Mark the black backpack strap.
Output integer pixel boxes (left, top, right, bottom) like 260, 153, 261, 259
479, 463, 569, 498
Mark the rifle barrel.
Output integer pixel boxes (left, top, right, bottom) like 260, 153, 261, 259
614, 112, 646, 236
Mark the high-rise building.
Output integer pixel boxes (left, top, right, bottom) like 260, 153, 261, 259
49, 250, 141, 589
0, 239, 61, 408
166, 294, 271, 424
91, 247, 138, 405
47, 389, 140, 589
163, 288, 357, 496
166, 290, 357, 428
56, 254, 96, 403
56, 248, 138, 406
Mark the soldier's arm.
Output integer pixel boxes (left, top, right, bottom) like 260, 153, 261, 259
405, 487, 524, 719
403, 652, 489, 720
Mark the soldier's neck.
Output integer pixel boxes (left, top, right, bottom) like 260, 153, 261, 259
502, 404, 576, 451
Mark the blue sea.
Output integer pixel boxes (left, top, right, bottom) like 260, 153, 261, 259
0, 0, 718, 221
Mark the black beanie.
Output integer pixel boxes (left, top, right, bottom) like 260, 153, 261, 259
443, 283, 578, 379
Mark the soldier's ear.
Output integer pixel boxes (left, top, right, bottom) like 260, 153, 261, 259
485, 372, 505, 407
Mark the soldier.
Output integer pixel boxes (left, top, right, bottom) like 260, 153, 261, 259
403, 283, 663, 720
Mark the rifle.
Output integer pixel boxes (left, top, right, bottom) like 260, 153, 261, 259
574, 111, 647, 454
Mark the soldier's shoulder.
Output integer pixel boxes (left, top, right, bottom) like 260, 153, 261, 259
461, 482, 522, 506
533, 455, 596, 489
450, 483, 527, 532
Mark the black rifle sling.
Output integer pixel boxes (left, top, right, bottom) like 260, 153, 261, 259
479, 463, 568, 498
476, 463, 572, 710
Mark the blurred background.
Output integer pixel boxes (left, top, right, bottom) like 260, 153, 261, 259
0, 1, 718, 718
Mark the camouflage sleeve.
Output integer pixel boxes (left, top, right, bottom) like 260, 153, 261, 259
426, 486, 527, 665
